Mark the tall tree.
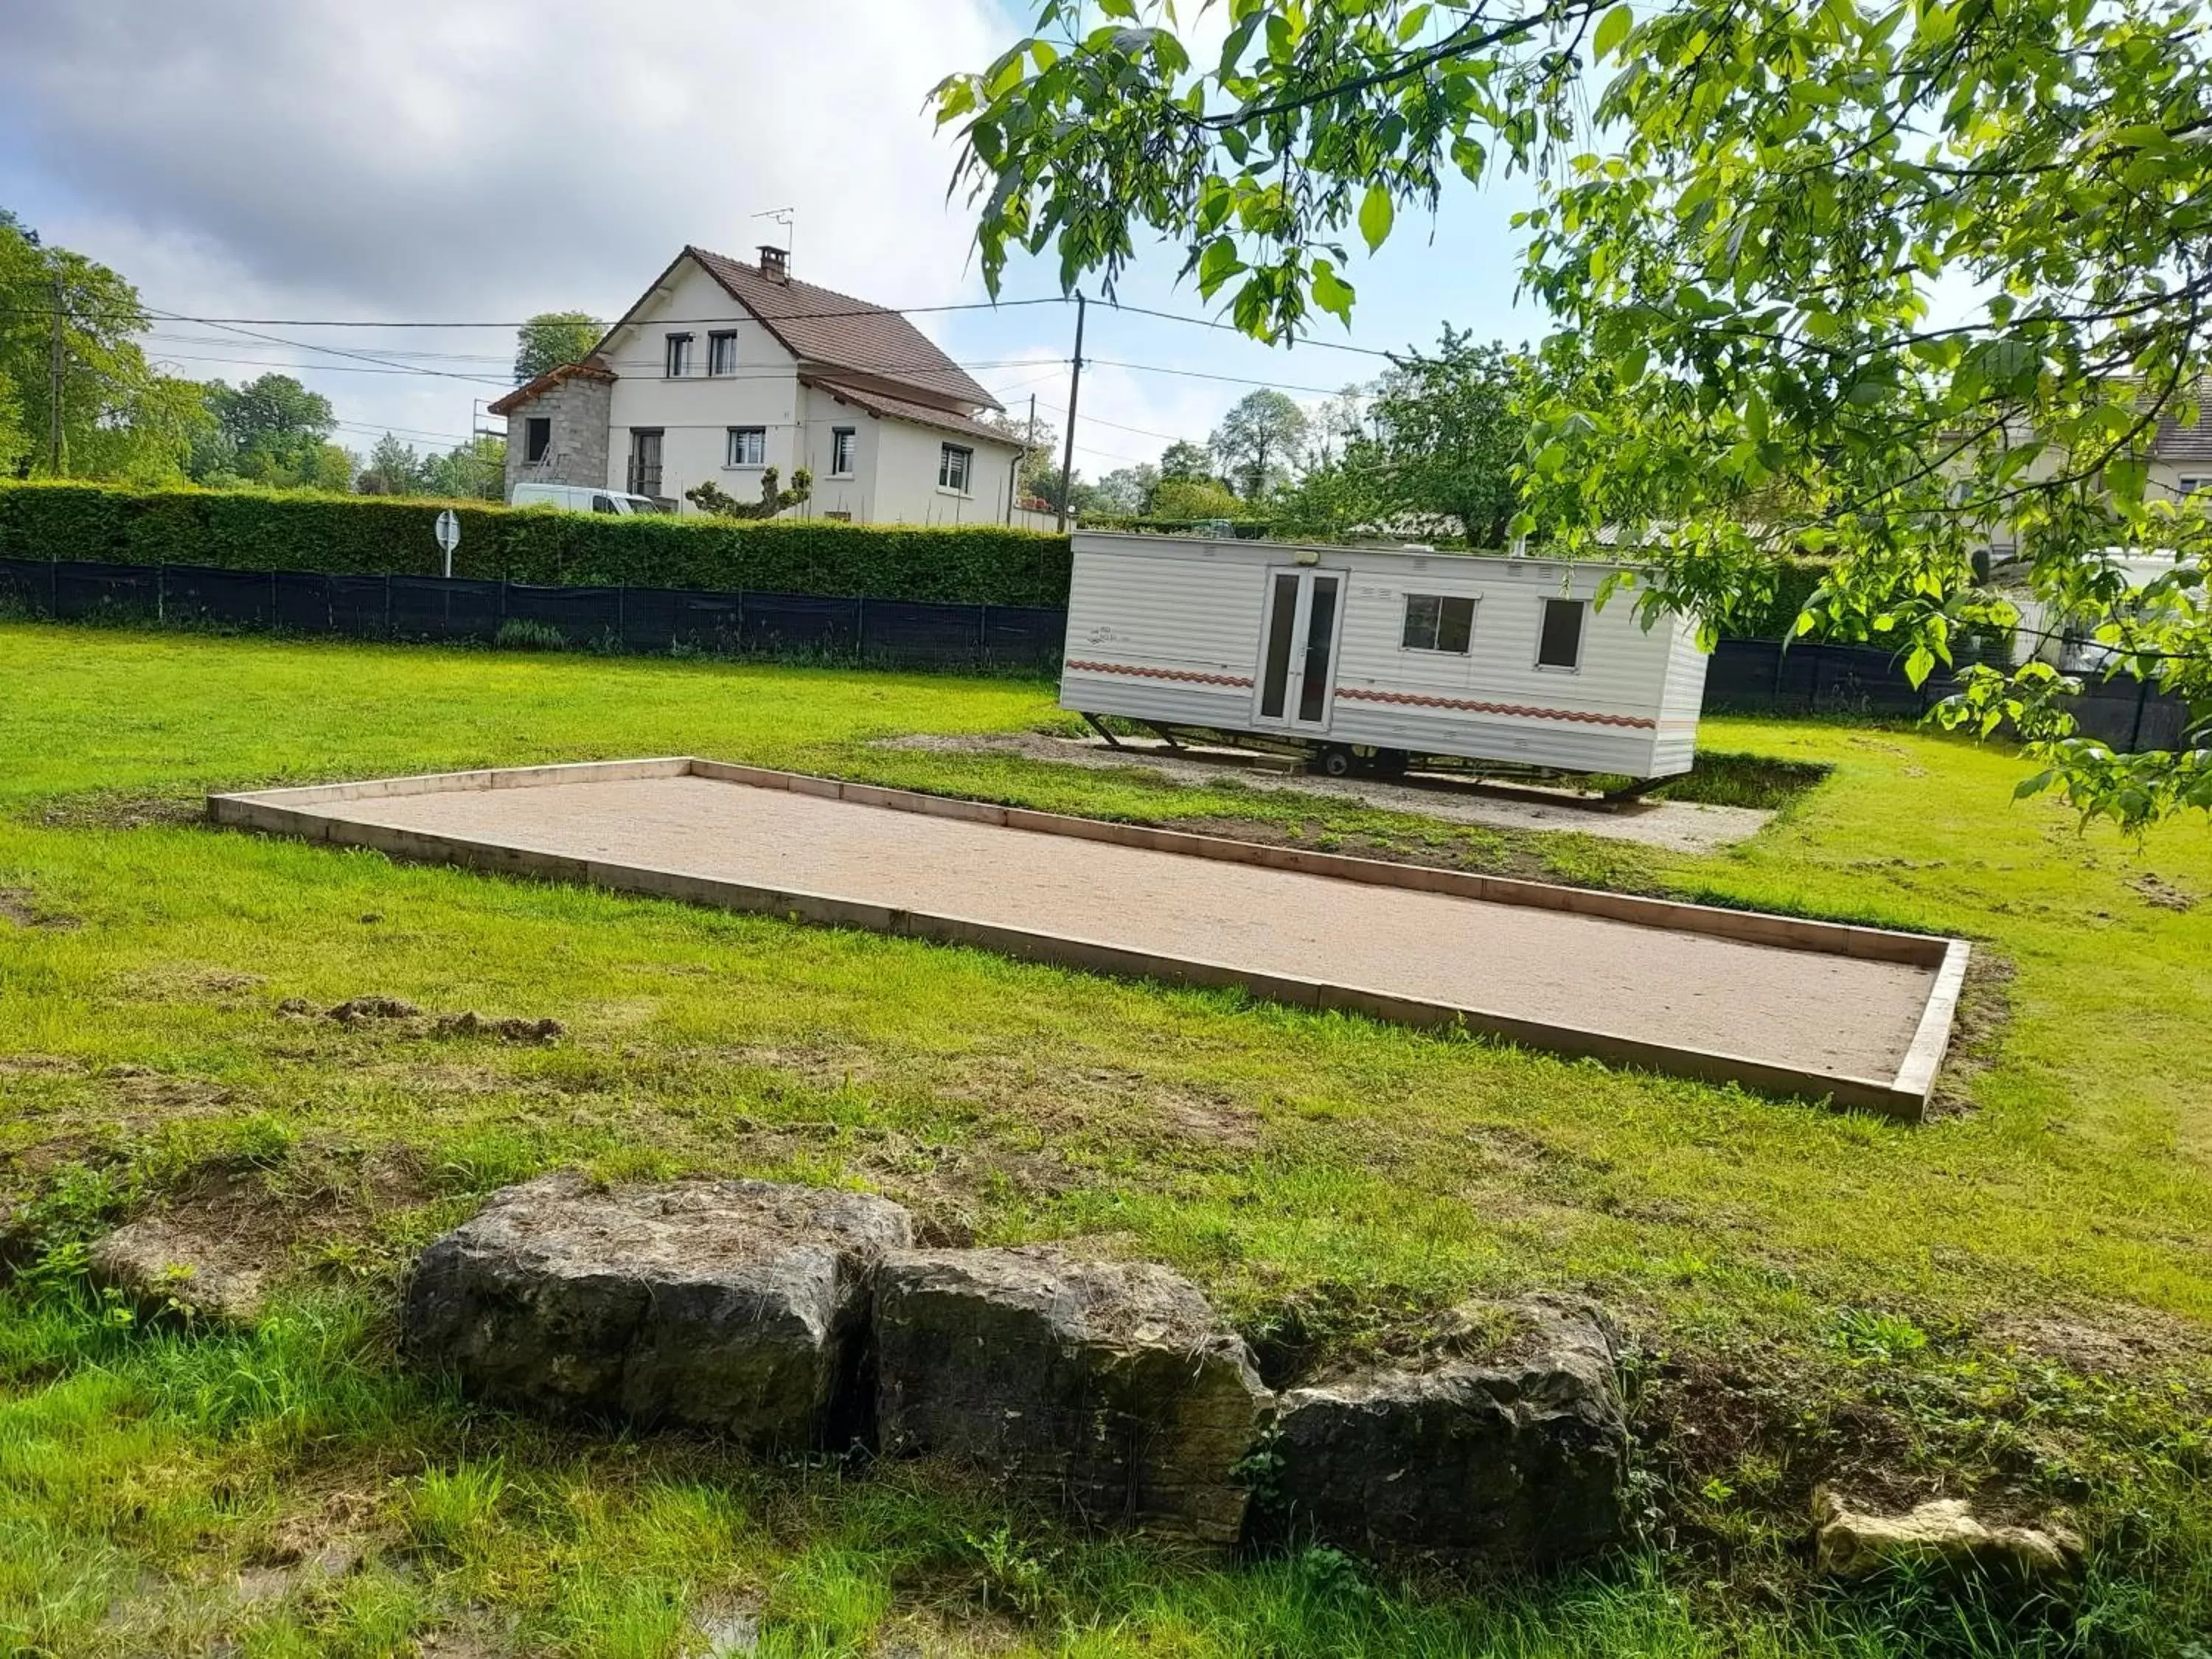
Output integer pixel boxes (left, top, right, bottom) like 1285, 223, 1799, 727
420, 434, 507, 501
936, 0, 2212, 827
360, 433, 425, 495
513, 312, 604, 384
198, 374, 341, 487
1156, 439, 1213, 484
1368, 330, 1525, 546
975, 408, 1062, 496
1089, 462, 1160, 514
1209, 389, 1309, 500
0, 208, 209, 482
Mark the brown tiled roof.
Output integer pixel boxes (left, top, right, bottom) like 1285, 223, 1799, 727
486, 356, 616, 417
801, 376, 1021, 448
684, 246, 1001, 412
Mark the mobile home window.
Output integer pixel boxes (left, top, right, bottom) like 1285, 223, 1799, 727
938, 443, 973, 493
1537, 597, 1586, 669
664, 333, 693, 377
726, 426, 766, 467
524, 416, 552, 464
708, 331, 738, 375
830, 428, 858, 476
1402, 593, 1475, 654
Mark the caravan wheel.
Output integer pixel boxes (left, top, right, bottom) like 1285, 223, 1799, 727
1315, 745, 1356, 778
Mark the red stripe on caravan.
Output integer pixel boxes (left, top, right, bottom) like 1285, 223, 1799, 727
1332, 686, 1658, 729
1065, 659, 1255, 688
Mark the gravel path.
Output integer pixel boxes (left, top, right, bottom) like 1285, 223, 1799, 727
322, 773, 1932, 1085
879, 733, 1772, 854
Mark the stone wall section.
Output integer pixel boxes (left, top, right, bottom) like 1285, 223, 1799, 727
502, 375, 613, 499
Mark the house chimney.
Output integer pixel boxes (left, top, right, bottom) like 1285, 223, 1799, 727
758, 245, 789, 282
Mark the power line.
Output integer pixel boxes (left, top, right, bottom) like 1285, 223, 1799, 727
1088, 357, 1350, 395
144, 349, 512, 381
0, 296, 1072, 329
1099, 299, 1397, 361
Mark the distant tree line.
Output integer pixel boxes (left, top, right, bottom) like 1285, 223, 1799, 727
0, 206, 512, 501
999, 329, 1532, 546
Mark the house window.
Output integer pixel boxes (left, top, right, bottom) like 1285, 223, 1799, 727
938, 442, 973, 493
627, 428, 664, 498
1402, 593, 1475, 654
524, 416, 552, 465
664, 333, 693, 377
1536, 597, 1585, 670
726, 426, 766, 467
708, 331, 738, 376
830, 428, 858, 476
2182, 476, 2207, 498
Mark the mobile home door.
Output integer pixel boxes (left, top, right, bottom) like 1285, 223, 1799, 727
1253, 566, 1346, 731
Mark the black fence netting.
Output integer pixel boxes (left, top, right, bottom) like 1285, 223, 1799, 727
0, 557, 2187, 749
1703, 638, 2191, 750
0, 558, 1067, 672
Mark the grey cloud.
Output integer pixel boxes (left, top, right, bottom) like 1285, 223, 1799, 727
0, 0, 1000, 319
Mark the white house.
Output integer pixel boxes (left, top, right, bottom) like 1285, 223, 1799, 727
492, 245, 1037, 526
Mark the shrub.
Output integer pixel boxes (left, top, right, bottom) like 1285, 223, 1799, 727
0, 481, 1073, 608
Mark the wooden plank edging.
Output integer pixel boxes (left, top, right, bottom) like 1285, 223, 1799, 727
206, 756, 1966, 1121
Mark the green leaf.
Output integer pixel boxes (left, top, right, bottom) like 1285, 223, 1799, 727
1311, 258, 1355, 323
1358, 185, 1395, 253
1593, 4, 1633, 61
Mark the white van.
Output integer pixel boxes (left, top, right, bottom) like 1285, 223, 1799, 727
510, 482, 668, 515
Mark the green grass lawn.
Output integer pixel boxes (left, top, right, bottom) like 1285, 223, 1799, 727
1, 622, 2208, 1658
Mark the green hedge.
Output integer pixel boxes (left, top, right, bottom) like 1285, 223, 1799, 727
0, 482, 1074, 608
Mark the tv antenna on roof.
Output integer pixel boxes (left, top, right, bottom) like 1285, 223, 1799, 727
753, 206, 795, 264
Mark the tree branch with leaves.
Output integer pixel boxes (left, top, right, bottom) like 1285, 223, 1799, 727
934, 0, 2212, 828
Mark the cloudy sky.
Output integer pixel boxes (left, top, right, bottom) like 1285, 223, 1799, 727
0, 0, 1545, 476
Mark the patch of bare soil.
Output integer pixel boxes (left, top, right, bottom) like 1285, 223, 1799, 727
1978, 1307, 2212, 1376
2129, 872, 2199, 912
1928, 950, 2016, 1119
0, 886, 80, 930
936, 1054, 1262, 1154
0, 1053, 83, 1077
122, 964, 266, 1006
278, 997, 564, 1044
102, 1065, 234, 1119
58, 1142, 444, 1295
33, 790, 203, 832
725, 1040, 882, 1093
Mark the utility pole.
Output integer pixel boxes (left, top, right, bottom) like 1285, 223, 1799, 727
46, 271, 67, 478
1057, 293, 1086, 532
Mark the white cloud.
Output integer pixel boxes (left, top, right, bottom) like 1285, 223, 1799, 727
0, 0, 1003, 319
0, 0, 1511, 469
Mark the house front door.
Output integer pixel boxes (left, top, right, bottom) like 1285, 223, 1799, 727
1252, 565, 1346, 731
627, 428, 664, 498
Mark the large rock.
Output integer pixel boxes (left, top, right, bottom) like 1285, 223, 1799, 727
89, 1219, 269, 1324
1812, 1488, 2084, 1580
1266, 1297, 1630, 1564
403, 1172, 912, 1449
873, 1247, 1271, 1544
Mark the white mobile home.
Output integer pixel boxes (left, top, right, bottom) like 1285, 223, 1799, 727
1059, 532, 1710, 779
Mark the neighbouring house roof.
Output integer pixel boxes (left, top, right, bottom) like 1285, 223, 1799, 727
656, 246, 1001, 413
800, 375, 1020, 448
2154, 407, 2212, 465
486, 356, 616, 417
